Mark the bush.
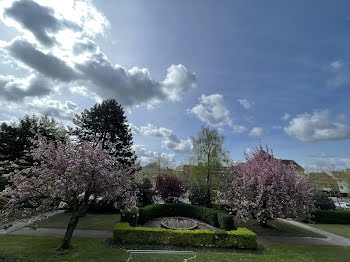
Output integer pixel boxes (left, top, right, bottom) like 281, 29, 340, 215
156, 174, 186, 202
138, 203, 235, 230
120, 208, 139, 226
311, 210, 350, 224
113, 222, 257, 249
313, 192, 336, 210
137, 177, 155, 207
189, 185, 211, 207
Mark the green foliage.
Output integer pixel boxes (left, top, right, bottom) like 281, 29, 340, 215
190, 126, 230, 206
0, 114, 67, 190
313, 191, 336, 210
217, 211, 235, 231
311, 210, 350, 224
189, 184, 211, 207
138, 203, 235, 230
113, 222, 257, 249
120, 208, 139, 226
136, 177, 155, 207
72, 99, 136, 167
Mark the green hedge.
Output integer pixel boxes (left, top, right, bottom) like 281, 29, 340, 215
138, 203, 235, 230
120, 208, 139, 226
113, 222, 257, 249
311, 210, 350, 224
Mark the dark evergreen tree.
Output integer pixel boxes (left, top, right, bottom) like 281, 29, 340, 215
0, 115, 67, 190
72, 99, 136, 166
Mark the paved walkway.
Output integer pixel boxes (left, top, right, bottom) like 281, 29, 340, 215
9, 228, 112, 238
278, 219, 350, 246
3, 216, 350, 246
0, 210, 65, 234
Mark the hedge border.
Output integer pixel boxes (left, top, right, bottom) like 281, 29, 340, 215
138, 203, 235, 230
311, 210, 350, 224
113, 222, 257, 249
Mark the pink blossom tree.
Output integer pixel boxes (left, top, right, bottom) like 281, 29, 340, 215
0, 136, 137, 249
220, 146, 314, 225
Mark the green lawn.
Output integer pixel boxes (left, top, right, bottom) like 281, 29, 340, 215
237, 219, 326, 238
32, 212, 121, 230
0, 235, 349, 262
310, 224, 350, 239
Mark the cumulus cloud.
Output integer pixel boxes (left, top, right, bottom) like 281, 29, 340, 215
3, 0, 81, 47
281, 113, 290, 120
0, 0, 197, 112
284, 110, 350, 142
25, 98, 78, 121
249, 127, 263, 137
75, 56, 196, 107
6, 38, 77, 82
233, 125, 247, 133
0, 74, 51, 101
131, 124, 192, 155
189, 94, 232, 127
132, 144, 174, 165
237, 99, 252, 110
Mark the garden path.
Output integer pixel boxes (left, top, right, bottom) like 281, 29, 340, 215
4, 217, 350, 247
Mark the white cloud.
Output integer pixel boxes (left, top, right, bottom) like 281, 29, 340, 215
281, 113, 290, 120
237, 99, 252, 110
249, 127, 263, 137
132, 145, 174, 165
284, 109, 350, 142
0, 97, 78, 124
189, 94, 232, 127
330, 60, 343, 70
305, 152, 350, 171
233, 125, 247, 133
0, 0, 197, 114
131, 123, 192, 155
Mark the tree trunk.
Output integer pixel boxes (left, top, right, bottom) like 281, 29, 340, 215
60, 212, 80, 249
60, 194, 90, 249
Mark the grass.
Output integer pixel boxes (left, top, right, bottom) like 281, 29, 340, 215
309, 224, 350, 239
32, 212, 121, 230
0, 235, 349, 262
237, 219, 326, 238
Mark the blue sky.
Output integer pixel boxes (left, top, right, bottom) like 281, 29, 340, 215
0, 0, 350, 169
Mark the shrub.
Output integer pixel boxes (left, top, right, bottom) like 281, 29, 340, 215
189, 185, 211, 207
311, 210, 350, 224
113, 222, 257, 249
156, 174, 186, 202
120, 208, 139, 226
313, 192, 336, 210
138, 203, 235, 230
137, 177, 155, 207
217, 211, 235, 230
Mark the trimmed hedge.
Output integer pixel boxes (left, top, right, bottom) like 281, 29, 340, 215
113, 222, 257, 249
312, 210, 350, 224
138, 203, 235, 230
120, 208, 139, 226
